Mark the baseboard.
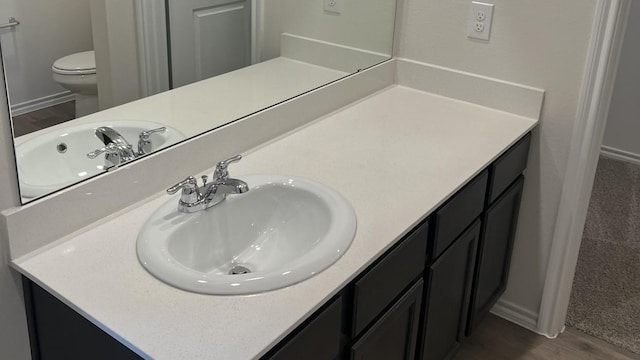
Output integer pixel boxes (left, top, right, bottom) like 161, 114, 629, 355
280, 33, 389, 73
600, 145, 640, 165
490, 298, 548, 336
11, 92, 74, 117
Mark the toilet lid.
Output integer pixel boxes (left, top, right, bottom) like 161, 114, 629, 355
52, 50, 96, 75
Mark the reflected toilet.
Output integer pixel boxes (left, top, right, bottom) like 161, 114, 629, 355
51, 50, 98, 117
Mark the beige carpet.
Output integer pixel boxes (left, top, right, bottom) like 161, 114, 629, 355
567, 156, 640, 354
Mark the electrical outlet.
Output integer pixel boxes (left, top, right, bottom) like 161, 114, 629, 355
467, 2, 494, 41
324, 0, 342, 14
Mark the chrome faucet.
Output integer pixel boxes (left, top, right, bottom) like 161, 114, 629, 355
87, 126, 167, 168
87, 127, 137, 167
167, 155, 249, 213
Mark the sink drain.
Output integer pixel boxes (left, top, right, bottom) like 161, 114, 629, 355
229, 265, 251, 275
56, 142, 68, 154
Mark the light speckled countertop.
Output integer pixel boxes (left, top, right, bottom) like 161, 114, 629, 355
13, 85, 537, 359
15, 57, 347, 145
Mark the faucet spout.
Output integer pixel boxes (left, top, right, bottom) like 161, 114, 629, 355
95, 127, 132, 148
90, 127, 136, 166
216, 178, 249, 194
202, 178, 249, 208
167, 155, 250, 213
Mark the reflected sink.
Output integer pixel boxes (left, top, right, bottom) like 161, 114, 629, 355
15, 120, 185, 198
137, 175, 356, 295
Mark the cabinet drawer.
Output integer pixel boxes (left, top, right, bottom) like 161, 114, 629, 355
268, 296, 343, 360
430, 171, 487, 260
488, 133, 531, 204
351, 279, 424, 360
352, 222, 428, 337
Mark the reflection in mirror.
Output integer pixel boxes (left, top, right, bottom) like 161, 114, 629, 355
1, 0, 396, 203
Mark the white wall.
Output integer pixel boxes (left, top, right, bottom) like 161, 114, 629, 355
0, 75, 30, 357
0, 0, 93, 110
259, 0, 283, 61
90, 0, 142, 110
395, 0, 597, 328
261, 0, 396, 60
281, 0, 395, 54
0, 4, 91, 356
601, 2, 640, 160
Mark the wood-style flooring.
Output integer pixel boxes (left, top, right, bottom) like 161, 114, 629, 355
455, 314, 640, 360
11, 101, 75, 137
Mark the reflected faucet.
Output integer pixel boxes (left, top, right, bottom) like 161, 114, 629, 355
167, 155, 249, 213
87, 126, 167, 168
87, 127, 136, 167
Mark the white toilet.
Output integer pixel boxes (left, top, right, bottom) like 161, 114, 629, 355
52, 50, 98, 117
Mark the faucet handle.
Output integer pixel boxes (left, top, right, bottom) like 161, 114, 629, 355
167, 176, 199, 195
86, 143, 117, 159
139, 127, 167, 140
214, 155, 242, 180
138, 127, 167, 155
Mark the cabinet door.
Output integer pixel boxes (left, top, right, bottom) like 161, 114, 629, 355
420, 220, 480, 360
23, 279, 142, 360
167, 0, 252, 88
352, 222, 427, 337
351, 279, 423, 360
467, 176, 524, 335
268, 296, 343, 360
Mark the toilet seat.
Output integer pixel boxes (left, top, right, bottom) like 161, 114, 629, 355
52, 50, 96, 75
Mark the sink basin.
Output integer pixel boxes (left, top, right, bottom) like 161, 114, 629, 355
137, 175, 356, 295
15, 120, 185, 198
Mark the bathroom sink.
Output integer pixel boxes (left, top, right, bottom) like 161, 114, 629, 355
15, 120, 185, 198
137, 175, 356, 295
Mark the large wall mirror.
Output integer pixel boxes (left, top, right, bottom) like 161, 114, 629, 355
0, 0, 396, 203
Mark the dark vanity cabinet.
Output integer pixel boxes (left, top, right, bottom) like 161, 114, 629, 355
420, 221, 481, 360
22, 133, 531, 360
265, 222, 429, 360
348, 222, 427, 360
22, 279, 142, 360
466, 176, 523, 335
269, 296, 344, 360
466, 133, 530, 335
350, 279, 423, 360
267, 133, 531, 360
418, 170, 486, 360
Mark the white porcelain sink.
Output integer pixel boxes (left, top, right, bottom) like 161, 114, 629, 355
137, 175, 356, 295
15, 120, 185, 198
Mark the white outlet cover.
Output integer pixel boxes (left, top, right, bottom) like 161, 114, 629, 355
467, 2, 494, 41
324, 0, 342, 14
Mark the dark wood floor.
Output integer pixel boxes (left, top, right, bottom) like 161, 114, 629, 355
455, 314, 640, 360
11, 101, 75, 137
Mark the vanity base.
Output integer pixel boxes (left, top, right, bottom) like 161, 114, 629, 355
22, 278, 141, 360
21, 132, 531, 360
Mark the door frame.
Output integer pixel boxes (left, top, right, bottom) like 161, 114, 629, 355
536, 0, 631, 337
135, 0, 170, 97
135, 0, 260, 97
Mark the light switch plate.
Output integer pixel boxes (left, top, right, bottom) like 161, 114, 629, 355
324, 0, 342, 14
467, 2, 494, 41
